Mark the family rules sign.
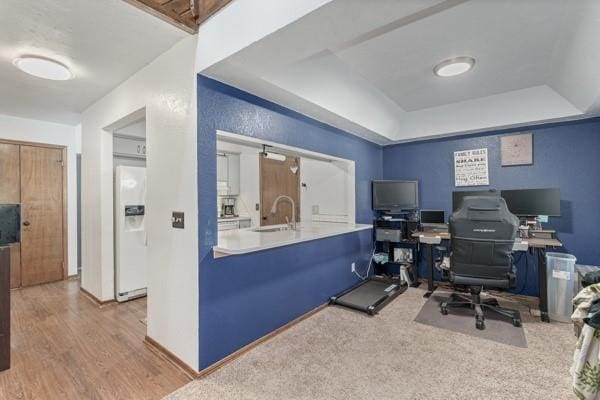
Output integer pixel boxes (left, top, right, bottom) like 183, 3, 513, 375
454, 148, 489, 187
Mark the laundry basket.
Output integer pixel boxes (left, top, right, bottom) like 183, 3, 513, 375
546, 252, 577, 322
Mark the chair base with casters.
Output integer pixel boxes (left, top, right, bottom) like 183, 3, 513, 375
440, 286, 522, 330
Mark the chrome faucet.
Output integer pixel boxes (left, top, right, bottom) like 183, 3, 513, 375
270, 195, 296, 230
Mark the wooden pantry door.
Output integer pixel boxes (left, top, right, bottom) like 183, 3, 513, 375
19, 145, 65, 286
260, 155, 300, 226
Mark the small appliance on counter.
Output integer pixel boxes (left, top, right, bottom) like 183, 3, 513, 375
220, 197, 237, 218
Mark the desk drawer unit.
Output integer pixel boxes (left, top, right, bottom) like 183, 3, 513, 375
376, 228, 402, 242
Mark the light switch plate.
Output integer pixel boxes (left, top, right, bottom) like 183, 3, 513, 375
312, 205, 319, 215
172, 212, 184, 229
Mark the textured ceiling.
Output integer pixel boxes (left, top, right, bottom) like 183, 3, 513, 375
0, 0, 186, 125
201, 0, 600, 144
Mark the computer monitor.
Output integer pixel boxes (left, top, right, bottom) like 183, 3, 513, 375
0, 204, 20, 245
372, 180, 419, 211
420, 210, 445, 225
452, 189, 500, 212
500, 188, 560, 217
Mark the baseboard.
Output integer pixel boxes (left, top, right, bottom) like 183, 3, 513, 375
79, 287, 116, 307
196, 303, 328, 379
144, 335, 199, 379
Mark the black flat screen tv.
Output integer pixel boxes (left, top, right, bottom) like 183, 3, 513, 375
372, 180, 419, 211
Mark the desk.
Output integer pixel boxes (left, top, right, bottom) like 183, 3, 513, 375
412, 231, 562, 322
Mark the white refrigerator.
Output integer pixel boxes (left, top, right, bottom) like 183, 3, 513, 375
114, 166, 147, 302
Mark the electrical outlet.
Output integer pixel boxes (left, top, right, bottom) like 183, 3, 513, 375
351, 262, 356, 273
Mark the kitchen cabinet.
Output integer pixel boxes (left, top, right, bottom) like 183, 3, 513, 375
216, 153, 240, 196
218, 217, 251, 231
217, 154, 228, 182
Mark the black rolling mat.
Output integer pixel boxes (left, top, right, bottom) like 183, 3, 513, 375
414, 292, 527, 348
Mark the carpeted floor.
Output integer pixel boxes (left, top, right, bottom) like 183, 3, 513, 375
165, 287, 575, 400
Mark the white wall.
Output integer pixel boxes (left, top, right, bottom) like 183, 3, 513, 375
300, 159, 351, 223
114, 119, 146, 138
80, 35, 199, 371
0, 113, 80, 276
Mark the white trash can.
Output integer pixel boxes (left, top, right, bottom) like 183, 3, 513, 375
546, 252, 577, 322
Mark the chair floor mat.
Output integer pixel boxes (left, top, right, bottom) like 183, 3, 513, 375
414, 291, 528, 348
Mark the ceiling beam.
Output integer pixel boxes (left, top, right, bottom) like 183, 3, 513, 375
124, 0, 232, 34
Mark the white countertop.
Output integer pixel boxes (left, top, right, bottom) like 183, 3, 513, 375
218, 216, 252, 222
214, 222, 372, 255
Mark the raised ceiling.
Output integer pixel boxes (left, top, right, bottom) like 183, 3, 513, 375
0, 0, 187, 125
201, 0, 600, 144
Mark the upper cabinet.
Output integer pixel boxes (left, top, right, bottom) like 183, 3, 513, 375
217, 154, 228, 182
217, 152, 240, 196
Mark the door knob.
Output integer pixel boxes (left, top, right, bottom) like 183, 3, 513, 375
23, 221, 31, 226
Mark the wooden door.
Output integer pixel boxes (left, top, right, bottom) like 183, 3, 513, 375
0, 143, 20, 204
20, 146, 64, 286
9, 244, 20, 289
260, 155, 300, 226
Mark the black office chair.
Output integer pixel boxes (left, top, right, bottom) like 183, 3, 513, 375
440, 196, 521, 330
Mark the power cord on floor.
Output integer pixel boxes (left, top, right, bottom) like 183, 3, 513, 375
353, 248, 376, 281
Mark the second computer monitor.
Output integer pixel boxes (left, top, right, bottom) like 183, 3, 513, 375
420, 210, 445, 227
452, 189, 500, 212
500, 188, 560, 216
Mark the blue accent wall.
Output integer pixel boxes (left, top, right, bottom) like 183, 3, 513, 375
383, 119, 600, 296
197, 76, 382, 370
198, 72, 600, 369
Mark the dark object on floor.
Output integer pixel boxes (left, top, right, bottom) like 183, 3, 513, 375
0, 246, 10, 371
582, 270, 600, 288
330, 277, 406, 315
440, 196, 522, 330
415, 292, 527, 348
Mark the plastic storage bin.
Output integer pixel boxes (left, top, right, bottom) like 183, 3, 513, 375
546, 252, 577, 322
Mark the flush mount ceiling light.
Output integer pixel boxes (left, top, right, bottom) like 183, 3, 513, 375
433, 56, 475, 77
13, 56, 72, 80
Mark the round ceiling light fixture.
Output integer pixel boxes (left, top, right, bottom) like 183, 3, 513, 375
13, 56, 72, 81
433, 56, 475, 77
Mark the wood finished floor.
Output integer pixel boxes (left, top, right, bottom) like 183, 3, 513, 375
0, 280, 191, 399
